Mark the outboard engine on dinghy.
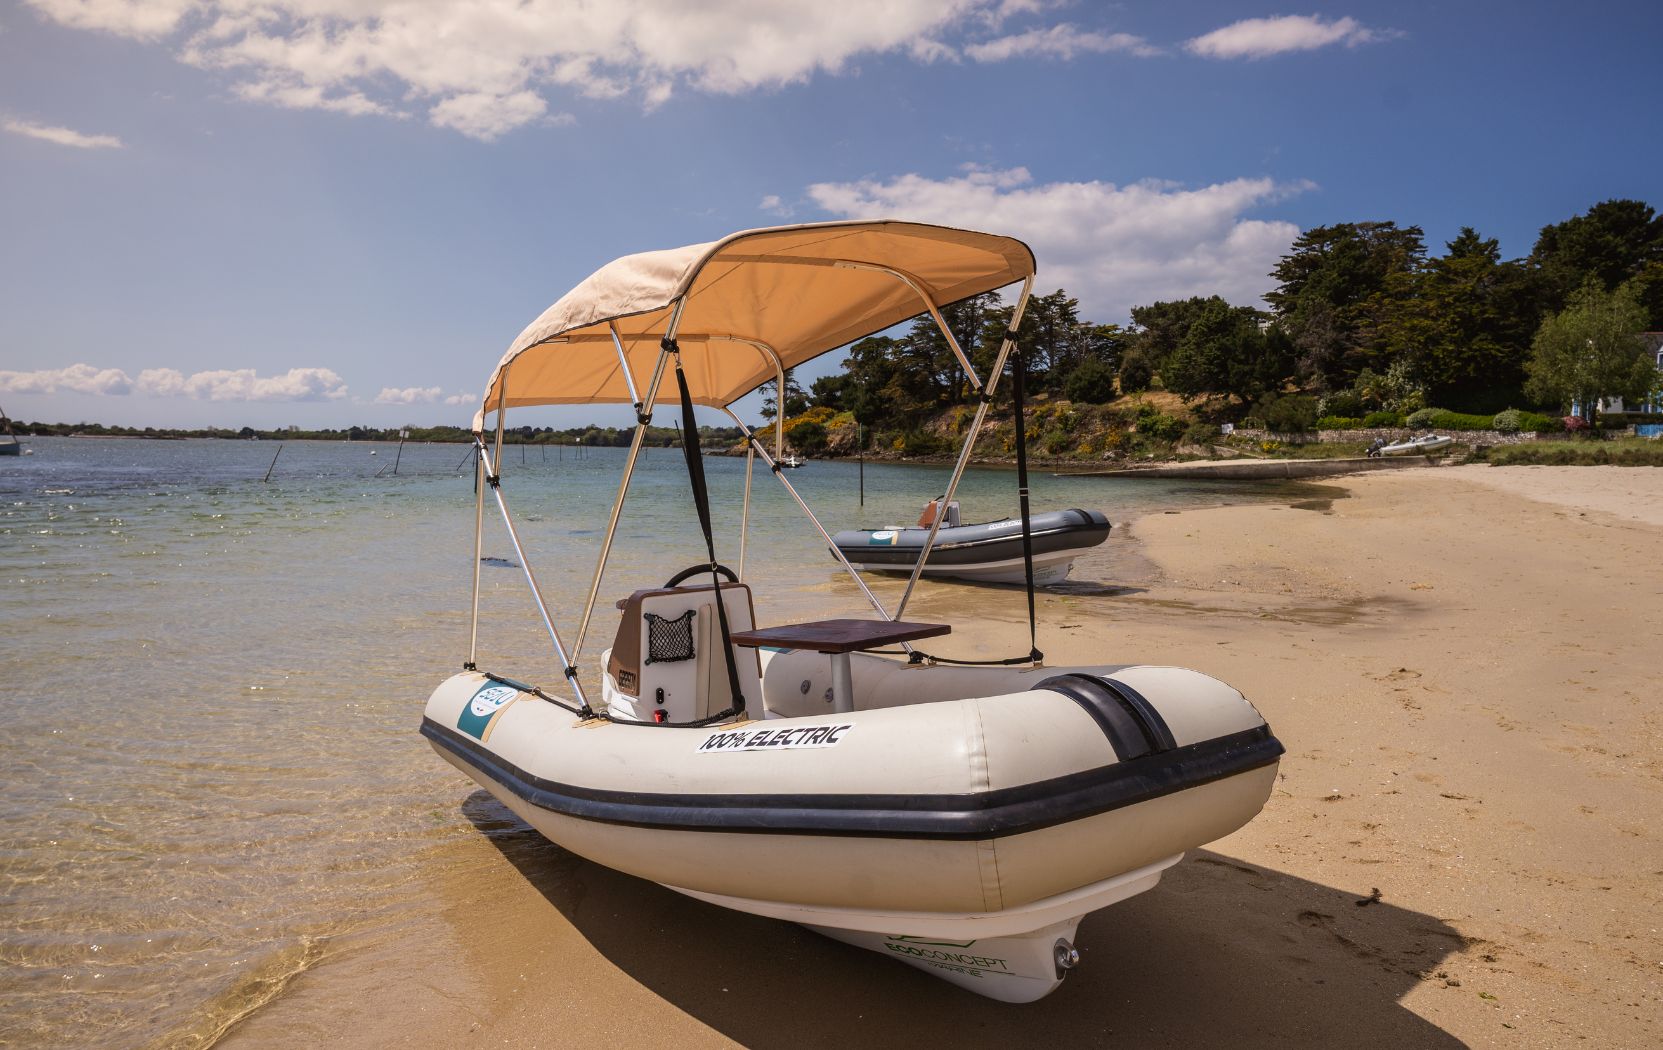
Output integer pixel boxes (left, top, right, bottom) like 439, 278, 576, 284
603, 568, 761, 723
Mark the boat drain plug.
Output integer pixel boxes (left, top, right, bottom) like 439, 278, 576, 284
1053, 938, 1081, 978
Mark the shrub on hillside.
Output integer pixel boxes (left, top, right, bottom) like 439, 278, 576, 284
1423, 409, 1497, 431
1117, 350, 1153, 394
894, 430, 950, 456
1518, 411, 1561, 433
1407, 408, 1439, 430
786, 419, 828, 454
1489, 441, 1663, 466
1138, 411, 1184, 442
1316, 415, 1363, 430
1259, 394, 1319, 432
1317, 391, 1365, 419
1362, 410, 1404, 428
1492, 409, 1523, 433
1183, 421, 1219, 445
1063, 358, 1119, 404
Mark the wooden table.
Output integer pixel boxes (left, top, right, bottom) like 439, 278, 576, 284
728, 618, 951, 713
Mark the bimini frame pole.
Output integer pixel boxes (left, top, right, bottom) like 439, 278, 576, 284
893, 275, 1035, 622
571, 345, 671, 661
466, 440, 486, 670
465, 371, 510, 670
477, 439, 590, 710
722, 407, 898, 626
739, 439, 755, 579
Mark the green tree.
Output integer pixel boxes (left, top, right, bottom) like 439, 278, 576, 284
1265, 222, 1426, 390
1531, 199, 1663, 315
1374, 228, 1540, 409
1525, 282, 1656, 423
807, 374, 848, 411
1118, 349, 1154, 393
1062, 357, 1118, 403
760, 368, 808, 421
1129, 297, 1215, 373
1160, 296, 1284, 402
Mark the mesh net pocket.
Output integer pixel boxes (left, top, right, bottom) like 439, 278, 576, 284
644, 610, 696, 664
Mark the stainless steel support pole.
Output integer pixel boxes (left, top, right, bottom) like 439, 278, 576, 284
608, 322, 642, 409
572, 349, 671, 661
722, 407, 897, 626
492, 370, 508, 482
478, 444, 589, 709
829, 652, 854, 714
739, 439, 754, 579
731, 338, 788, 462
467, 438, 485, 668
893, 276, 1036, 622
835, 261, 982, 391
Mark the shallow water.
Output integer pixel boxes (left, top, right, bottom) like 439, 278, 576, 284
0, 436, 1314, 1047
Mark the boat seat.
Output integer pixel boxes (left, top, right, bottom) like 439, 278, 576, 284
604, 581, 761, 723
916, 499, 961, 528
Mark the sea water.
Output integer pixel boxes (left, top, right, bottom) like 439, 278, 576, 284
0, 436, 1307, 1047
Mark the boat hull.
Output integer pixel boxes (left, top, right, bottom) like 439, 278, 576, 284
1382, 435, 1453, 455
831, 508, 1110, 584
422, 657, 1280, 1000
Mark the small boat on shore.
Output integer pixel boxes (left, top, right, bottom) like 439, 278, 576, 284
1379, 433, 1453, 456
833, 500, 1110, 584
421, 221, 1282, 1002
0, 406, 22, 457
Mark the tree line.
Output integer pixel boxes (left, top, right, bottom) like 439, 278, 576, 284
786, 198, 1663, 438
12, 421, 743, 446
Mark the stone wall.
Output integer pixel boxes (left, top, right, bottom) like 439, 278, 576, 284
1230, 427, 1543, 446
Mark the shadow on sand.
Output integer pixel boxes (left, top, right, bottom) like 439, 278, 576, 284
460, 791, 1466, 1048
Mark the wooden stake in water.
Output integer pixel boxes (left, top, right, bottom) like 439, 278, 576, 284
857, 421, 864, 506
262, 444, 283, 483
392, 429, 408, 475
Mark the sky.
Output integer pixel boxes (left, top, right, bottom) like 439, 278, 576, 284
2, 1, 1660, 430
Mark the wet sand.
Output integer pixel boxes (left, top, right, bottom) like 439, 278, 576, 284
222, 467, 1662, 1049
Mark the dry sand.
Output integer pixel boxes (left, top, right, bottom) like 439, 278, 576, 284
224, 467, 1662, 1050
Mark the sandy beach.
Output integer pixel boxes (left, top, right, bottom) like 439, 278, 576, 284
220, 465, 1662, 1050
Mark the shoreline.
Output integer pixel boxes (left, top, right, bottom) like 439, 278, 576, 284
218, 466, 1662, 1050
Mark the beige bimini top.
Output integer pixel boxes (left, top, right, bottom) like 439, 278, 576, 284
473, 220, 1035, 429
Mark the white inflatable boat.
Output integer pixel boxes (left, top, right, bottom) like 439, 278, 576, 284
833, 501, 1110, 584
1381, 433, 1453, 455
422, 221, 1283, 1002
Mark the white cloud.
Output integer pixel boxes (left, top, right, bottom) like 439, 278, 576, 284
443, 392, 477, 406
966, 25, 1158, 62
3, 118, 124, 149
22, 1, 1139, 138
806, 167, 1312, 318
1, 363, 349, 401
136, 367, 185, 395
24, 0, 193, 40
1185, 15, 1399, 60
181, 367, 349, 401
0, 363, 134, 395
428, 90, 549, 141
759, 194, 793, 217
376, 386, 442, 405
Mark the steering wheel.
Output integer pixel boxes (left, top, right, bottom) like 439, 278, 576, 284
664, 562, 739, 588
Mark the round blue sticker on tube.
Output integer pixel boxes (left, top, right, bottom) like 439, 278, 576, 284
458, 683, 517, 740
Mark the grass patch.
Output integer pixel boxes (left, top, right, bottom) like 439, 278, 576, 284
1486, 440, 1663, 466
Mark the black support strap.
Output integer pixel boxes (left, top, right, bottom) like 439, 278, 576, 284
672, 349, 747, 718
1010, 347, 1043, 664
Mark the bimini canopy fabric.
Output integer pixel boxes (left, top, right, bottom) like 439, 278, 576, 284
473, 220, 1035, 429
